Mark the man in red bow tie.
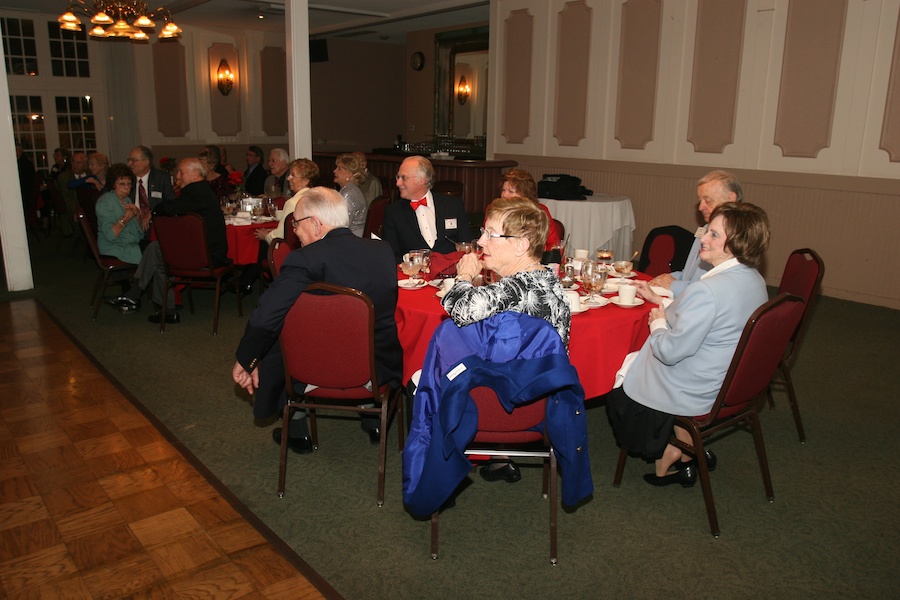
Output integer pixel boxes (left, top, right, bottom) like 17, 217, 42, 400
382, 156, 474, 263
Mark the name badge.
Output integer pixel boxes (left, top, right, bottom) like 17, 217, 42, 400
151, 191, 163, 199
694, 226, 705, 238
444, 218, 458, 230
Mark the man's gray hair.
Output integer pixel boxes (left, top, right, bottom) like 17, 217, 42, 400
271, 147, 290, 163
299, 186, 350, 228
698, 170, 742, 202
410, 155, 434, 189
181, 157, 207, 179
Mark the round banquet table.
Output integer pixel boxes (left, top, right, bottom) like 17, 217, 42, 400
226, 219, 277, 265
394, 265, 654, 400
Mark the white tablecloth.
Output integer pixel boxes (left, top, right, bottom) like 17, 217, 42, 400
540, 195, 635, 261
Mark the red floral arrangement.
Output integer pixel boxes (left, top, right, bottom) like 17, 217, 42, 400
228, 170, 244, 186
159, 156, 177, 174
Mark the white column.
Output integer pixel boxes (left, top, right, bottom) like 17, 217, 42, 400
0, 39, 35, 292
285, 0, 312, 159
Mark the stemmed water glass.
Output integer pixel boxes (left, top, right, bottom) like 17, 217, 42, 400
580, 259, 596, 304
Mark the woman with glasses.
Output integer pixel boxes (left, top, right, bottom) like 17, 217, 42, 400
440, 196, 571, 483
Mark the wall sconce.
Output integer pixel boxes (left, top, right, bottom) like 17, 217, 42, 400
217, 59, 235, 96
457, 75, 470, 105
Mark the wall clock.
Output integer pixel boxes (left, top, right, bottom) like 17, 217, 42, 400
410, 51, 425, 71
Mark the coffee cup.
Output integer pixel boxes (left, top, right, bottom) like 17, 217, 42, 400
442, 278, 455, 293
574, 249, 589, 260
618, 283, 637, 305
566, 290, 582, 312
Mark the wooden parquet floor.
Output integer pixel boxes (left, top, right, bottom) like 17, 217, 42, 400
0, 299, 334, 599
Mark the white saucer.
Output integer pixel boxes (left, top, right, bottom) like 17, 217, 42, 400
398, 279, 426, 289
569, 304, 590, 314
583, 297, 610, 308
650, 285, 674, 299
610, 296, 645, 308
609, 271, 637, 279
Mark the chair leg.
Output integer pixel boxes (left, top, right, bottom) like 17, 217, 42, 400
765, 382, 776, 409
159, 279, 169, 333
212, 277, 222, 335
92, 270, 110, 320
277, 405, 292, 498
430, 511, 439, 559
395, 388, 406, 452
748, 411, 775, 501
685, 424, 720, 538
549, 449, 558, 566
782, 366, 806, 443
612, 447, 628, 486
377, 403, 389, 507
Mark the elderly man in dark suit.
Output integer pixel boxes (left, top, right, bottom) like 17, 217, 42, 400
382, 155, 474, 262
128, 145, 176, 235
108, 158, 227, 325
232, 187, 402, 452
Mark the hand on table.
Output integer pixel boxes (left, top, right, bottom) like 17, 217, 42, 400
232, 361, 259, 395
648, 273, 674, 288
634, 280, 664, 305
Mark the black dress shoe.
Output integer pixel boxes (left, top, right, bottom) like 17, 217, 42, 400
147, 312, 180, 324
479, 461, 521, 483
644, 465, 697, 487
672, 450, 717, 472
366, 427, 381, 445
105, 296, 140, 313
272, 428, 313, 454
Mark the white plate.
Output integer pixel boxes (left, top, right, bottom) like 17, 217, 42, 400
609, 271, 637, 279
610, 296, 644, 308
569, 304, 590, 314
583, 296, 610, 308
427, 280, 443, 288
398, 279, 427, 289
650, 285, 674, 298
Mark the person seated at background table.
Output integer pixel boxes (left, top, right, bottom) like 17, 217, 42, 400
242, 145, 268, 196
605, 202, 770, 487
57, 151, 87, 236
351, 151, 383, 204
333, 153, 369, 237
69, 152, 110, 193
264, 148, 292, 199
231, 187, 402, 451
440, 196, 571, 483
236, 159, 320, 295
649, 170, 742, 297
95, 163, 143, 265
199, 148, 233, 201
382, 155, 474, 262
500, 168, 561, 252
107, 158, 228, 325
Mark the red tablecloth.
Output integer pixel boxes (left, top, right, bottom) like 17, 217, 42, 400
226, 221, 277, 265
394, 273, 653, 400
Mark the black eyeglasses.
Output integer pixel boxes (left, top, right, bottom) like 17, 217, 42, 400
479, 227, 518, 239
291, 216, 313, 227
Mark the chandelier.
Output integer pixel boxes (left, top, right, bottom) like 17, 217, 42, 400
58, 1, 183, 41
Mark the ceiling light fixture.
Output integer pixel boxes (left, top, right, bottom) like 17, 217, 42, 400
58, 1, 183, 41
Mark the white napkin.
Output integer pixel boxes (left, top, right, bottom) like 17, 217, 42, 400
230, 216, 252, 225
650, 285, 674, 299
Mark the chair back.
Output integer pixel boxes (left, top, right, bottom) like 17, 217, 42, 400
267, 237, 293, 278
433, 180, 466, 211
153, 214, 213, 271
77, 210, 108, 269
777, 248, 824, 348
364, 195, 389, 239
280, 283, 377, 392
702, 293, 805, 423
76, 186, 101, 234
282, 218, 301, 249
470, 387, 546, 444
272, 196, 287, 210
552, 219, 565, 244
637, 225, 696, 276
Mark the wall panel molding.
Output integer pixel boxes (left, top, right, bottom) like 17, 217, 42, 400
614, 0, 662, 150
879, 10, 900, 162
260, 46, 288, 137
152, 41, 189, 138
553, 1, 592, 146
773, 0, 848, 158
502, 9, 534, 144
208, 43, 241, 137
686, 0, 745, 153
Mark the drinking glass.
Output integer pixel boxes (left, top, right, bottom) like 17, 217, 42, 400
589, 268, 608, 303
266, 198, 277, 218
596, 248, 614, 271
580, 259, 596, 302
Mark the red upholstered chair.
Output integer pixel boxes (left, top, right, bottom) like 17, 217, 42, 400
363, 195, 389, 239
552, 219, 565, 244
266, 238, 293, 278
78, 211, 137, 321
152, 214, 241, 335
277, 283, 405, 506
636, 225, 696, 277
271, 196, 287, 210
613, 293, 806, 537
766, 248, 825, 442
429, 387, 558, 563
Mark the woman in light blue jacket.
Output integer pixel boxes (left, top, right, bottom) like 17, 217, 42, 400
606, 202, 770, 487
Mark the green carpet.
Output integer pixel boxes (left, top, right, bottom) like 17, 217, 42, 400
12, 232, 899, 599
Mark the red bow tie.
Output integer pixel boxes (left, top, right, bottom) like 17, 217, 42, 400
410, 197, 428, 211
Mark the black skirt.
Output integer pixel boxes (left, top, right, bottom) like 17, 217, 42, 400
605, 386, 674, 460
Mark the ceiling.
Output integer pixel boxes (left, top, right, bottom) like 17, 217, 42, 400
7, 1, 490, 44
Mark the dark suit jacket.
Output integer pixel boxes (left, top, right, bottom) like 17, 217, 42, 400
382, 194, 474, 262
130, 167, 176, 210
153, 181, 229, 267
242, 164, 268, 196
236, 228, 402, 419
